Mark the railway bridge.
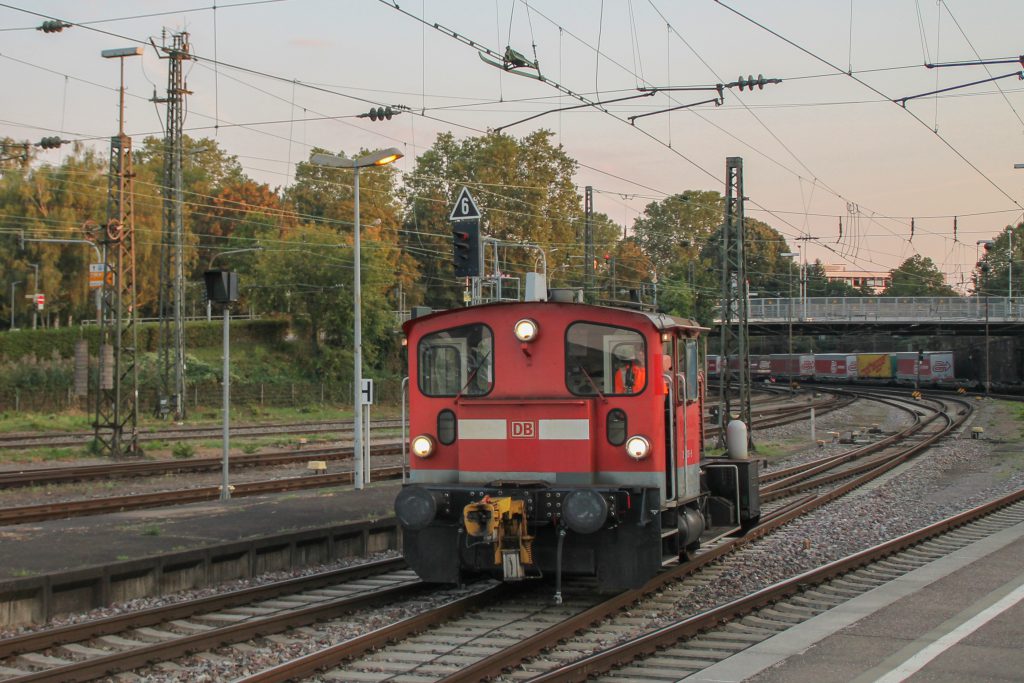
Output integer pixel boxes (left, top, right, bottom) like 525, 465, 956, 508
730, 296, 1024, 336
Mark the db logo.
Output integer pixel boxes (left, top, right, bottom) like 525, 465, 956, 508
933, 360, 950, 372
510, 420, 537, 438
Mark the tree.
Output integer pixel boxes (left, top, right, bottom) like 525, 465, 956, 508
973, 222, 1023, 296
632, 191, 723, 274
883, 255, 957, 297
0, 143, 108, 326
403, 131, 581, 310
250, 222, 396, 378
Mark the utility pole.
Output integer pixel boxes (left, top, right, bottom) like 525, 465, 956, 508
584, 185, 595, 303
153, 30, 193, 421
94, 46, 143, 458
717, 157, 752, 449
28, 263, 38, 329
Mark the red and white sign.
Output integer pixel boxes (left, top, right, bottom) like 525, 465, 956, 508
35, 293, 44, 311
510, 420, 536, 438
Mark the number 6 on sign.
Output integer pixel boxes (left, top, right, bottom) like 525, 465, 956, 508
450, 187, 481, 221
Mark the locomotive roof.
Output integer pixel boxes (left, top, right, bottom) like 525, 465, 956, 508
401, 300, 707, 335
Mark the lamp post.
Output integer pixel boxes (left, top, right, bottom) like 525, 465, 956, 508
28, 263, 39, 329
310, 147, 403, 490
780, 252, 799, 389
204, 270, 239, 500
974, 242, 991, 397
9, 281, 21, 330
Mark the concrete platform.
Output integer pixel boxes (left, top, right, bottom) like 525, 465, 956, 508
685, 518, 1024, 682
0, 481, 401, 624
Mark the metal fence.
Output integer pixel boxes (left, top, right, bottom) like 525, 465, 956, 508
0, 378, 407, 414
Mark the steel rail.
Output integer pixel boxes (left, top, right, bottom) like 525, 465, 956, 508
3, 570, 425, 683
0, 557, 406, 659
0, 465, 406, 524
525, 484, 1024, 682
0, 418, 405, 450
234, 585, 515, 683
0, 443, 403, 489
430, 393, 971, 682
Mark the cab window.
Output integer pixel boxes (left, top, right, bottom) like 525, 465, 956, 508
418, 324, 493, 397
566, 322, 646, 396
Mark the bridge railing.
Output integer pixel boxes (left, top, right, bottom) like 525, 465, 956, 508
732, 296, 1024, 323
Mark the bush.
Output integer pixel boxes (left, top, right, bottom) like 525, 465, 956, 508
171, 442, 195, 459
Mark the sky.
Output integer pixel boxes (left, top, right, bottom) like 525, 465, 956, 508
1, 0, 1023, 292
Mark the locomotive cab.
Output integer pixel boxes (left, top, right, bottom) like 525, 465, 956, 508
395, 301, 759, 594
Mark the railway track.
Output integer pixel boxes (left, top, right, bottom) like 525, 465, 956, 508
0, 557, 427, 682
0, 385, 786, 454
0, 443, 402, 490
0, 418, 404, 451
0, 388, 975, 681
527, 487, 1024, 682
0, 392, 841, 525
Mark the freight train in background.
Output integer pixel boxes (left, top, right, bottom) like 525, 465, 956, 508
706, 351, 957, 385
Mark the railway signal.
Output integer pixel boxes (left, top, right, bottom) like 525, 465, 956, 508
452, 222, 482, 277
450, 187, 483, 278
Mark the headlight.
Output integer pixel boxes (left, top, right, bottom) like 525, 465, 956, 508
411, 434, 435, 458
625, 435, 650, 460
514, 318, 539, 342
562, 489, 608, 534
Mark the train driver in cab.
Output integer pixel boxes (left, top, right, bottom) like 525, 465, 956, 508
614, 345, 646, 394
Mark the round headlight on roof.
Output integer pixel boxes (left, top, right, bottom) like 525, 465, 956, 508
411, 434, 435, 458
513, 318, 539, 342
625, 435, 651, 460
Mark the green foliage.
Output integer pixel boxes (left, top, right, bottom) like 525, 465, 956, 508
882, 255, 958, 297
171, 442, 195, 459
404, 131, 582, 310
972, 222, 1023, 296
140, 524, 162, 536
0, 319, 286, 362
241, 442, 260, 454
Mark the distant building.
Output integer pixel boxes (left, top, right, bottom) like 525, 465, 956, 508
822, 264, 890, 294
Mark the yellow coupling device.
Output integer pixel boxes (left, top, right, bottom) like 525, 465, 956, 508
463, 496, 534, 580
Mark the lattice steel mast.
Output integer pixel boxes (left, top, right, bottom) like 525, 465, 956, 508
717, 157, 753, 449
93, 48, 142, 457
154, 30, 193, 420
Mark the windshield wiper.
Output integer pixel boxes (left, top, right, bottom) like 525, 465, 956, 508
456, 349, 492, 400
574, 361, 607, 403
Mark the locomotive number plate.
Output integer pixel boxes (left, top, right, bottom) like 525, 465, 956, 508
510, 420, 537, 438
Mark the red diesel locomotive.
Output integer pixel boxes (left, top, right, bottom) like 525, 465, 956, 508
394, 299, 760, 594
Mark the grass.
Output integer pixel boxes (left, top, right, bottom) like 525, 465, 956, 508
171, 443, 195, 459
140, 524, 162, 536
0, 411, 93, 434
9, 568, 35, 577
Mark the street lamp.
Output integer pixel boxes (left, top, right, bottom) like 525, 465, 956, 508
9, 281, 21, 330
780, 252, 799, 389
310, 147, 403, 490
977, 240, 993, 395
28, 263, 39, 329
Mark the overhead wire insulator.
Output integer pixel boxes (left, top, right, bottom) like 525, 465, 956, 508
733, 74, 781, 91
362, 106, 397, 121
36, 136, 65, 149
37, 20, 71, 33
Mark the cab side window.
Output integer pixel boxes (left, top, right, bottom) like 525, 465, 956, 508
566, 323, 646, 396
418, 324, 493, 397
